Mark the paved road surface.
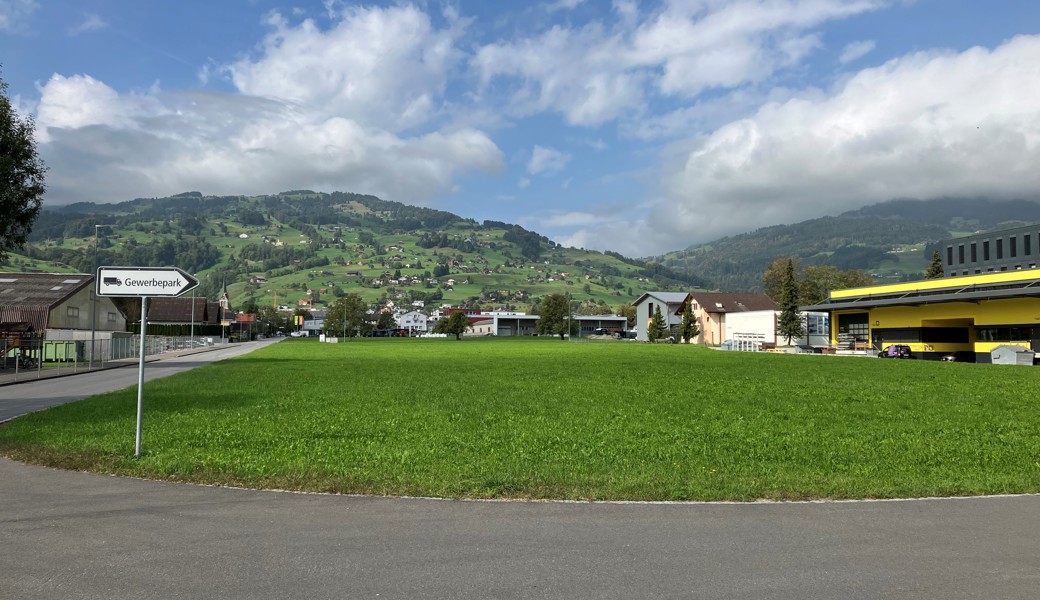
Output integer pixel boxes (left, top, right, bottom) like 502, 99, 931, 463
0, 339, 281, 422
1, 339, 1038, 599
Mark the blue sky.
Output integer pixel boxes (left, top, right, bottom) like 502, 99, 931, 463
3, 0, 1040, 257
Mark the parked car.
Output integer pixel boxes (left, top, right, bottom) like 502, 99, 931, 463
878, 344, 914, 359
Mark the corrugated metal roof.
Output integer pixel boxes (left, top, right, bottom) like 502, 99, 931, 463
0, 272, 93, 306
0, 273, 95, 331
0, 306, 50, 332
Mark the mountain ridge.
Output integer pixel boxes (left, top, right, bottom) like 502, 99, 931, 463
648, 197, 1040, 292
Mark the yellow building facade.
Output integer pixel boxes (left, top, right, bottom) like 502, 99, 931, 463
805, 270, 1040, 362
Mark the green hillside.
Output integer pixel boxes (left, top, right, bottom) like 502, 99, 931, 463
649, 198, 1040, 291
11, 191, 705, 313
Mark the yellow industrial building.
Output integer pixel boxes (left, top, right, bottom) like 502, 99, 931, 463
804, 270, 1040, 362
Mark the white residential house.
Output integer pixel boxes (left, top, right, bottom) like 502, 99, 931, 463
399, 310, 428, 333
632, 292, 691, 341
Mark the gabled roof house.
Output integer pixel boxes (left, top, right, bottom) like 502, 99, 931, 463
632, 291, 692, 341
0, 272, 126, 335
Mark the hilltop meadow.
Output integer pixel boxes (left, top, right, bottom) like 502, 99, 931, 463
7, 191, 703, 315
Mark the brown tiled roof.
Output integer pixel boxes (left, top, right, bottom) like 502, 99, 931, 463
148, 297, 211, 323
0, 272, 94, 330
689, 292, 778, 313
205, 302, 223, 325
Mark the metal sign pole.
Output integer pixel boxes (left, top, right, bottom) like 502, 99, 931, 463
135, 296, 148, 458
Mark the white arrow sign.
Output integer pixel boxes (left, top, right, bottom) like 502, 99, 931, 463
96, 266, 199, 297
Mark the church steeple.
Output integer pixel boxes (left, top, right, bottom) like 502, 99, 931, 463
219, 277, 231, 311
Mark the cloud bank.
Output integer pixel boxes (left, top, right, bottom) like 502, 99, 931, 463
564, 34, 1040, 255
22, 1, 1040, 258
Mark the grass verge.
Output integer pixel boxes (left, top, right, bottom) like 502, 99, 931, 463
2, 338, 1038, 501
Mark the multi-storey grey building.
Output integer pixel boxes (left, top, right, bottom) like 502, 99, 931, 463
942, 224, 1040, 277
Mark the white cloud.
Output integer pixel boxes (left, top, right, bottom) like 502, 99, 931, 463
35, 84, 501, 207
638, 34, 1040, 251
31, 5, 504, 207
34, 74, 164, 141
473, 23, 643, 126
538, 210, 612, 228
527, 145, 571, 175
472, 1, 890, 126
0, 0, 37, 32
839, 39, 876, 64
226, 4, 465, 132
546, 0, 586, 12
557, 219, 663, 256
69, 13, 106, 36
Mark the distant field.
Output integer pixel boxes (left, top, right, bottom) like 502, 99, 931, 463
2, 339, 1038, 501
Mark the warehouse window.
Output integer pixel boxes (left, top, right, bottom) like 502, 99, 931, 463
970, 243, 977, 263
958, 245, 965, 264
946, 246, 953, 266
67, 306, 79, 318
1025, 234, 1032, 256
983, 240, 990, 261
996, 239, 1003, 260
1010, 236, 1017, 258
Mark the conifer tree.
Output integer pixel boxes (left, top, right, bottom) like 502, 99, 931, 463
777, 258, 805, 345
679, 301, 699, 343
925, 250, 944, 279
648, 305, 667, 342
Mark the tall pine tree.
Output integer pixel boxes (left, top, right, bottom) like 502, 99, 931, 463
648, 305, 667, 342
679, 301, 699, 343
925, 250, 944, 279
777, 258, 805, 345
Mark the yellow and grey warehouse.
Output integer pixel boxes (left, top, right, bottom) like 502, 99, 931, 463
804, 270, 1040, 362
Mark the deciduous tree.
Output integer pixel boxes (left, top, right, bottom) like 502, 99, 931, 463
325, 294, 368, 338
434, 310, 471, 340
764, 258, 874, 306
0, 70, 46, 262
536, 293, 572, 340
376, 311, 397, 331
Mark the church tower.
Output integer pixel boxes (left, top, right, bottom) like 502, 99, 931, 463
219, 278, 231, 311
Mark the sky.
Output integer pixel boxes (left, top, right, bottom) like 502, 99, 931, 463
3, 1, 1040, 257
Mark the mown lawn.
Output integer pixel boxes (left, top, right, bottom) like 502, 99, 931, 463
1, 338, 1038, 501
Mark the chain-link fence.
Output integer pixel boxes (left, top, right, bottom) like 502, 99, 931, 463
0, 335, 230, 385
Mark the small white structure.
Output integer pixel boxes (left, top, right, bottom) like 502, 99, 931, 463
991, 344, 1035, 365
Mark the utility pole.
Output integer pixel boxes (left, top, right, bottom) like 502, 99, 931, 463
90, 225, 100, 369
190, 285, 195, 348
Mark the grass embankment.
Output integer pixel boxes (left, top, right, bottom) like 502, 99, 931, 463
2, 339, 1038, 501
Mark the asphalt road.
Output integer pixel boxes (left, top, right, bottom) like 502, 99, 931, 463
2, 339, 1039, 599
0, 339, 281, 422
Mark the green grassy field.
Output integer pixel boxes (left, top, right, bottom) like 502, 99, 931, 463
2, 339, 1038, 501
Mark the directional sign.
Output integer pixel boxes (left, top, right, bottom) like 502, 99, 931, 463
96, 266, 199, 297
